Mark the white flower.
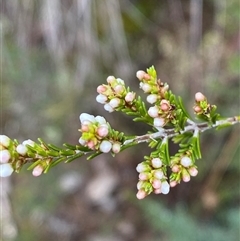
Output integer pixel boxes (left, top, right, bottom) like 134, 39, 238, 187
99, 140, 112, 153
104, 103, 114, 113
112, 142, 121, 153
148, 106, 159, 118
153, 117, 165, 127
95, 116, 107, 124
109, 98, 121, 108
147, 94, 158, 104
140, 83, 152, 93
22, 139, 35, 147
106, 76, 115, 84
0, 150, 11, 164
151, 158, 162, 168
79, 137, 86, 146
0, 135, 11, 147
153, 170, 164, 179
96, 94, 108, 104
32, 165, 44, 177
79, 113, 95, 123
97, 124, 109, 137
16, 144, 28, 156
125, 92, 135, 102
180, 156, 192, 167
161, 181, 170, 194
116, 78, 125, 85
136, 163, 151, 173
136, 70, 146, 80
0, 163, 14, 177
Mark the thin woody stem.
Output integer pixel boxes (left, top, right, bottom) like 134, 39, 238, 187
123, 116, 240, 145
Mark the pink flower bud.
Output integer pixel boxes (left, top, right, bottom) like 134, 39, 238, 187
152, 179, 161, 189
99, 140, 112, 153
147, 94, 158, 104
136, 70, 146, 80
139, 172, 150, 181
180, 156, 192, 167
193, 106, 202, 113
170, 180, 178, 187
107, 76, 115, 84
114, 85, 124, 94
151, 158, 162, 168
125, 92, 135, 102
148, 106, 159, 118
195, 92, 206, 102
97, 85, 107, 94
182, 169, 191, 182
153, 117, 165, 127
172, 165, 180, 173
0, 135, 11, 148
154, 188, 162, 194
97, 124, 109, 137
0, 150, 11, 164
16, 144, 28, 156
188, 166, 198, 176
87, 140, 96, 150
0, 163, 14, 177
161, 181, 170, 194
160, 100, 170, 111
112, 142, 121, 153
32, 165, 44, 177
96, 94, 108, 104
136, 189, 147, 199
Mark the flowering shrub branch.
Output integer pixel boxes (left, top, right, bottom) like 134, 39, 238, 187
1, 66, 239, 199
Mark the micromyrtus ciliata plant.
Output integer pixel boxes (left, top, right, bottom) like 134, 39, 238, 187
1, 66, 239, 199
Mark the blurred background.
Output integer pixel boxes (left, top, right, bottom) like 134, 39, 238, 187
1, 0, 240, 240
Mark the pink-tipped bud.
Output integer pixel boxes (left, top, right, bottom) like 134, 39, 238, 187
146, 94, 158, 104
154, 188, 162, 194
16, 144, 28, 156
114, 84, 124, 94
182, 169, 191, 182
153, 117, 165, 127
152, 179, 161, 189
112, 142, 121, 154
97, 124, 109, 138
81, 124, 89, 132
99, 140, 112, 153
139, 172, 150, 181
136, 189, 147, 199
136, 70, 146, 80
0, 135, 11, 148
193, 105, 202, 113
172, 165, 180, 173
87, 140, 96, 150
188, 166, 198, 177
125, 92, 136, 102
0, 150, 11, 164
32, 165, 44, 177
97, 85, 107, 94
151, 158, 162, 168
170, 180, 178, 187
160, 100, 170, 111
106, 76, 115, 84
195, 92, 206, 102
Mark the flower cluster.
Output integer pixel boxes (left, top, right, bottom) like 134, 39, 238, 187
79, 113, 121, 153
169, 155, 198, 187
96, 76, 136, 112
136, 157, 170, 199
193, 92, 207, 114
136, 68, 176, 129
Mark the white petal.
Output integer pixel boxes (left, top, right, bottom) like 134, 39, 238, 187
95, 116, 106, 124
79, 113, 95, 123
0, 163, 14, 177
